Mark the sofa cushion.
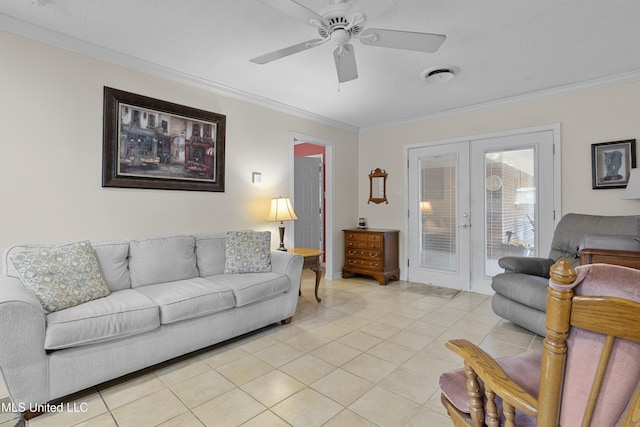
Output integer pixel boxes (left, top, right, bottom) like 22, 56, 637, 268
195, 233, 226, 277
10, 240, 111, 313
207, 272, 290, 307
129, 235, 199, 288
491, 272, 548, 312
92, 240, 131, 291
134, 277, 236, 324
224, 231, 272, 274
45, 289, 159, 350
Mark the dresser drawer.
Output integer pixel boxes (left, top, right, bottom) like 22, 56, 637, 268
345, 257, 383, 271
345, 248, 382, 261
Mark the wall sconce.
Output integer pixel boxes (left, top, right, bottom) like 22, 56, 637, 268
252, 172, 262, 184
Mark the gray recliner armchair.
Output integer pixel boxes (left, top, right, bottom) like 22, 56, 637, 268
491, 213, 637, 336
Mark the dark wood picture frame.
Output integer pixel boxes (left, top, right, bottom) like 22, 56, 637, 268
102, 87, 225, 192
591, 139, 636, 190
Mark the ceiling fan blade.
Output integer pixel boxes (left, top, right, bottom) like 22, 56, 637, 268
360, 28, 446, 53
259, 0, 327, 26
350, 0, 397, 21
250, 39, 325, 64
333, 44, 358, 83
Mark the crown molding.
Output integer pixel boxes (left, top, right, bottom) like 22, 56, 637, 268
0, 13, 359, 134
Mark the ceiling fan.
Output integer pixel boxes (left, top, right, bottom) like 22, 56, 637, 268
250, 0, 446, 83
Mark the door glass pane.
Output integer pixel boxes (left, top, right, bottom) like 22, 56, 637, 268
419, 154, 457, 272
485, 148, 536, 276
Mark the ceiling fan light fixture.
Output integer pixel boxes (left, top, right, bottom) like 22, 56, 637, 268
421, 66, 458, 84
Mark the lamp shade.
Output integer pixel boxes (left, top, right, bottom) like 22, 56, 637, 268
267, 197, 298, 222
623, 169, 640, 199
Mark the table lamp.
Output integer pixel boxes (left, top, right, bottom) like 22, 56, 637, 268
267, 197, 298, 251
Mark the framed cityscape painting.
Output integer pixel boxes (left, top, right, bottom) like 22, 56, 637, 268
102, 87, 226, 192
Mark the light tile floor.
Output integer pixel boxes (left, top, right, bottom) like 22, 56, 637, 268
1, 270, 542, 427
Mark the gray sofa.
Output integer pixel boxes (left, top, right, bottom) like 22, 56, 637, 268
0, 232, 303, 414
491, 213, 637, 336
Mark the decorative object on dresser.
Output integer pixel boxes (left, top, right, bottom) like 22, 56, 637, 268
579, 234, 640, 269
267, 196, 299, 251
342, 228, 399, 285
368, 168, 388, 204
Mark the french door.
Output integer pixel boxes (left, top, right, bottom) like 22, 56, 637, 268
407, 129, 557, 293
408, 142, 471, 289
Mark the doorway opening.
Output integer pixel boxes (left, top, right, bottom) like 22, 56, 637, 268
293, 144, 325, 260
290, 133, 335, 279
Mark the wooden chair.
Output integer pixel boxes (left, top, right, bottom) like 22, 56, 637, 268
439, 259, 640, 426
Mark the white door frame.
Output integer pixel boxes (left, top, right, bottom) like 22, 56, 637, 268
290, 132, 336, 279
403, 124, 562, 288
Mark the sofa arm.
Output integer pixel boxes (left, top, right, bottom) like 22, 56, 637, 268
0, 276, 49, 406
271, 251, 304, 290
498, 256, 555, 278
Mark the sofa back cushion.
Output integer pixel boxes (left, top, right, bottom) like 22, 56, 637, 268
129, 235, 199, 288
195, 233, 226, 277
92, 240, 131, 291
549, 213, 637, 264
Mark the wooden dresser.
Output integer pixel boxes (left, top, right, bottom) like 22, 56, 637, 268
342, 228, 399, 285
579, 234, 640, 270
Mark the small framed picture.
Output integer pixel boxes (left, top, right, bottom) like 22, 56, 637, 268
591, 139, 636, 189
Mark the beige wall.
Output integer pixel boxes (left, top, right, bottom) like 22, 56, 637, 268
0, 31, 359, 277
3, 29, 640, 280
359, 80, 640, 269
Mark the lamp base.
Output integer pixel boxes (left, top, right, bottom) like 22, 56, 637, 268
277, 224, 288, 251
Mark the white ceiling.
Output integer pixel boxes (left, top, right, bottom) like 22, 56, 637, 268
2, 0, 640, 131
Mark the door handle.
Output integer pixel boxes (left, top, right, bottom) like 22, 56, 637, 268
460, 223, 470, 229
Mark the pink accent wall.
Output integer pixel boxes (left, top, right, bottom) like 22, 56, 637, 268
294, 143, 325, 157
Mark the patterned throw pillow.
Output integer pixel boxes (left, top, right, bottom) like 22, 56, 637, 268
224, 231, 272, 274
10, 240, 111, 313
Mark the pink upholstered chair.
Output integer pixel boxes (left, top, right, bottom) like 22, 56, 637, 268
439, 259, 640, 426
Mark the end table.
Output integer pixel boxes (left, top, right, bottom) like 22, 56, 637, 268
289, 248, 323, 302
